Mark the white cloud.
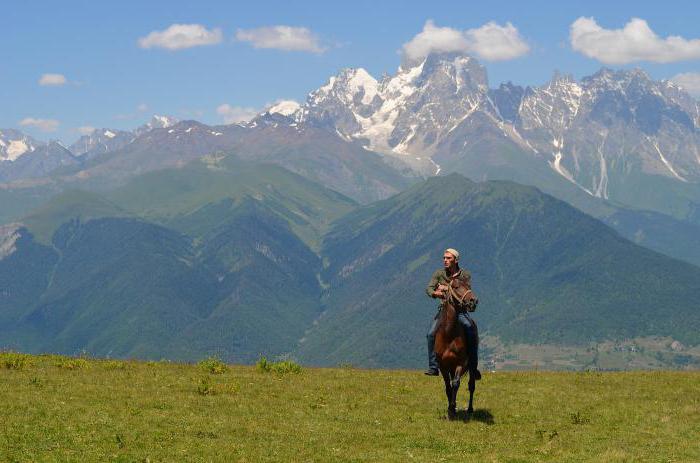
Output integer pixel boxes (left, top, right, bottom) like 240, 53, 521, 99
77, 126, 96, 135
19, 117, 60, 132
670, 72, 700, 97
137, 103, 148, 112
216, 104, 259, 124
138, 24, 222, 50
39, 73, 67, 86
401, 20, 529, 63
570, 17, 700, 64
236, 26, 325, 53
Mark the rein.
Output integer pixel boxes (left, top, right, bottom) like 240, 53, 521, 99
447, 283, 473, 308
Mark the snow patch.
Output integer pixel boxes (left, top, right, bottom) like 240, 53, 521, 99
268, 100, 301, 116
6, 140, 29, 161
104, 130, 116, 138
393, 124, 417, 154
155, 115, 175, 128
650, 139, 688, 182
429, 158, 441, 175
595, 154, 609, 199
594, 135, 609, 199
0, 224, 21, 260
346, 68, 378, 104
318, 76, 336, 94
549, 151, 594, 195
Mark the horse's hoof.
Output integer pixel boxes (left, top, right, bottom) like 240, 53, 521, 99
448, 408, 456, 420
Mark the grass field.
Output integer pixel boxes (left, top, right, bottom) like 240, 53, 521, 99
1, 353, 699, 462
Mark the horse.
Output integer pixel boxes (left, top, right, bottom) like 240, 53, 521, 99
434, 277, 479, 419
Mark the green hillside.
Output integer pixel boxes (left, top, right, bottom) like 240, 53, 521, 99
1, 354, 698, 462
22, 189, 130, 244
296, 174, 700, 367
0, 185, 61, 225
8, 203, 323, 362
2, 167, 700, 368
106, 155, 356, 251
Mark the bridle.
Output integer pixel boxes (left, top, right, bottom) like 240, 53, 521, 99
446, 280, 477, 311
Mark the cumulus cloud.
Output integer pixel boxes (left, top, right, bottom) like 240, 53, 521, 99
19, 117, 60, 132
39, 73, 67, 86
77, 126, 96, 135
138, 24, 222, 50
670, 72, 700, 97
236, 26, 325, 53
401, 20, 529, 63
570, 17, 700, 64
216, 104, 259, 124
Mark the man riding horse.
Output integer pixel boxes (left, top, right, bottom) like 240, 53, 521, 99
425, 248, 480, 380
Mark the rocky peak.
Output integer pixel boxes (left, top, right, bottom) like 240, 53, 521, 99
416, 52, 488, 92
489, 82, 525, 123
69, 128, 134, 157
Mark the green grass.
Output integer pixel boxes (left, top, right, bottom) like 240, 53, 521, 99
0, 354, 698, 462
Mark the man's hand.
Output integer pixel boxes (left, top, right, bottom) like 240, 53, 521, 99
433, 284, 449, 298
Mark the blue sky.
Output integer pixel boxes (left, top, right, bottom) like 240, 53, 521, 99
3, 0, 700, 143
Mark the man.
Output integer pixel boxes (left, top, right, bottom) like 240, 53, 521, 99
425, 248, 480, 379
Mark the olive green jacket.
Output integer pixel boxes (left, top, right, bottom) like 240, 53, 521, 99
425, 267, 472, 299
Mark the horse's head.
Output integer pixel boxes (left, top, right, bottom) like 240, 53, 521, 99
448, 278, 478, 312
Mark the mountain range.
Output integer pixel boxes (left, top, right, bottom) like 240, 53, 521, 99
1, 161, 698, 368
2, 52, 700, 267
1, 52, 700, 368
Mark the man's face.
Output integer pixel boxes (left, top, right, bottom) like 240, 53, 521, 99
443, 252, 456, 269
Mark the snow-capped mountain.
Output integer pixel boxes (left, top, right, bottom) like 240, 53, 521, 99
69, 128, 134, 159
0, 130, 78, 182
269, 52, 700, 220
0, 115, 181, 184
0, 130, 39, 162
0, 140, 77, 183
134, 115, 180, 136
291, 53, 501, 173
511, 68, 700, 199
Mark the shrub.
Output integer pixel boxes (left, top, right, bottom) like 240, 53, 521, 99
103, 360, 128, 370
195, 377, 238, 396
55, 357, 89, 370
256, 356, 302, 375
198, 357, 228, 374
570, 411, 590, 425
1, 352, 34, 370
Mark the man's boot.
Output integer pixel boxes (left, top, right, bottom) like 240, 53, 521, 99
425, 332, 439, 376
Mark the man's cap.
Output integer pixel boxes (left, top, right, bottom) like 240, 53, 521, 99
445, 248, 460, 260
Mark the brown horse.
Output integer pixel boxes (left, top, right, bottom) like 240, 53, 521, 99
434, 277, 478, 419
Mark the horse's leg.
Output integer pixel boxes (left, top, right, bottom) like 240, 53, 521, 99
442, 370, 456, 419
451, 365, 463, 415
467, 372, 475, 413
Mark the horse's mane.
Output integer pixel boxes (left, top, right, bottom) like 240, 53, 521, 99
437, 298, 459, 336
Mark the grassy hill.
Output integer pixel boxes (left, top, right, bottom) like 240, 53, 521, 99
1, 352, 698, 462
